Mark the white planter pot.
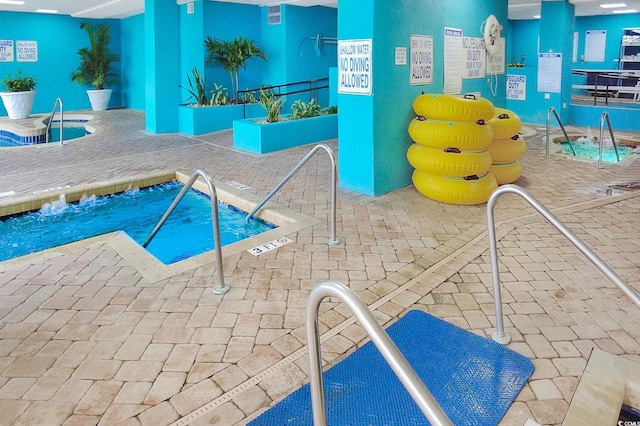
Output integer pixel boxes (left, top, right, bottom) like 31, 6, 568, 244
87, 89, 112, 111
0, 90, 36, 119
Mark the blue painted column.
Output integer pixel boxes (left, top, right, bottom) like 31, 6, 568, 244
145, 0, 180, 133
539, 0, 575, 123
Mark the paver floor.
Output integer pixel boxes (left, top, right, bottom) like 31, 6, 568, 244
0, 109, 639, 425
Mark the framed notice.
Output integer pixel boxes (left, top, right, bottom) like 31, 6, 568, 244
584, 30, 606, 62
537, 53, 562, 93
338, 39, 372, 95
16, 40, 38, 62
462, 37, 486, 79
0, 40, 14, 62
410, 35, 433, 85
506, 74, 526, 101
443, 27, 463, 94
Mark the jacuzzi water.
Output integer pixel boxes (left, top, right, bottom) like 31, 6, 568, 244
0, 120, 90, 147
0, 181, 275, 264
561, 137, 640, 163
47, 124, 90, 142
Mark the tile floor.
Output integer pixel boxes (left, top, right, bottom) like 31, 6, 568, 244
0, 109, 639, 425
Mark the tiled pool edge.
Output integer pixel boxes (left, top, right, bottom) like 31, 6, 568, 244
0, 113, 102, 146
0, 170, 319, 282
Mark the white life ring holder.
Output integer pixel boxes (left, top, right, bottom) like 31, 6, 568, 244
483, 14, 502, 57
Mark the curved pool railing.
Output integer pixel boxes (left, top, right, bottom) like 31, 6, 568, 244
245, 143, 339, 246
45, 97, 63, 145
545, 107, 575, 157
487, 185, 640, 344
306, 280, 452, 426
598, 112, 620, 168
142, 168, 229, 295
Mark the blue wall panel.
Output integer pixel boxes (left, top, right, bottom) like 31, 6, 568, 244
120, 14, 145, 111
0, 12, 122, 115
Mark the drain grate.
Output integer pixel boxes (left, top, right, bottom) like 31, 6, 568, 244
599, 181, 640, 196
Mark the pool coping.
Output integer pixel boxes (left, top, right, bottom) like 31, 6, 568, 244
0, 112, 103, 146
0, 170, 319, 282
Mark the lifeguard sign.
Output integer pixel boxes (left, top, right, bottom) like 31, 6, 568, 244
338, 39, 372, 95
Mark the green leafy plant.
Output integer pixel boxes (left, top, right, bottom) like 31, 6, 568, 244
323, 105, 338, 115
179, 68, 209, 105
1, 70, 37, 92
241, 89, 257, 104
291, 99, 322, 120
205, 36, 267, 100
210, 83, 229, 106
258, 88, 285, 123
70, 22, 119, 90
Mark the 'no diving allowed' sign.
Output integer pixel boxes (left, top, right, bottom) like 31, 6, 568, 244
338, 39, 372, 95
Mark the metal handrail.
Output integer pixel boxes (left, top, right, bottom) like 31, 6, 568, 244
245, 144, 339, 246
45, 97, 63, 144
545, 107, 575, 157
142, 169, 229, 295
487, 185, 640, 344
306, 280, 452, 426
236, 78, 330, 105
598, 112, 620, 168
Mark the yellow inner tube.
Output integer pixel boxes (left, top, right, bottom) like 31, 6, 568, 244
412, 170, 498, 205
407, 144, 492, 178
487, 107, 522, 139
413, 93, 495, 122
490, 161, 522, 185
487, 136, 527, 163
408, 118, 493, 150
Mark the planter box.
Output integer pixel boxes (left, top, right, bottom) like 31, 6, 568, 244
233, 113, 338, 154
179, 103, 263, 136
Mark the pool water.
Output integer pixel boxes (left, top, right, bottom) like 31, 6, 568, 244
0, 181, 275, 264
561, 137, 639, 163
47, 124, 90, 142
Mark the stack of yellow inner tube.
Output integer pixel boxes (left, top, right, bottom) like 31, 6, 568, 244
407, 93, 497, 205
487, 108, 526, 185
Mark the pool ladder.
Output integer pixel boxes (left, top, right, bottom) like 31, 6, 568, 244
142, 169, 230, 295
598, 111, 620, 168
486, 185, 640, 344
545, 107, 575, 157
307, 280, 452, 425
45, 97, 63, 144
245, 143, 339, 246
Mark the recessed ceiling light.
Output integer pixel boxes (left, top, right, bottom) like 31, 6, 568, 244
600, 3, 626, 8
0, 0, 25, 4
35, 9, 58, 13
534, 15, 541, 18
613, 8, 637, 12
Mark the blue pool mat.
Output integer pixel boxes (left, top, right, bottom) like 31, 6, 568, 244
249, 310, 534, 425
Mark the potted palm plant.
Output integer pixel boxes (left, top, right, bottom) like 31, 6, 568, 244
1, 70, 37, 119
204, 36, 267, 102
71, 21, 119, 111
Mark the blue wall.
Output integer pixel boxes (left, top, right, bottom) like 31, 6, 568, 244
0, 12, 122, 115
120, 14, 145, 111
507, 12, 640, 128
338, 0, 508, 196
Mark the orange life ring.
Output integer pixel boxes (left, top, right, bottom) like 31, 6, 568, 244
413, 93, 495, 122
408, 118, 493, 150
490, 161, 522, 185
487, 135, 527, 163
407, 144, 492, 178
412, 170, 498, 205
487, 107, 522, 139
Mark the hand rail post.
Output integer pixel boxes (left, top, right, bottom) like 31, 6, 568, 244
546, 107, 575, 157
142, 169, 229, 295
487, 185, 640, 344
246, 143, 339, 246
599, 112, 620, 169
307, 280, 452, 426
45, 97, 64, 145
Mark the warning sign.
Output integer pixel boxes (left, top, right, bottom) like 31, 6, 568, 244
338, 39, 372, 95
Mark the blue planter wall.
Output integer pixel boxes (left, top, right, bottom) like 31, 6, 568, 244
0, 12, 122, 116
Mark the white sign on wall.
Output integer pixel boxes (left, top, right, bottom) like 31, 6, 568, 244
506, 74, 526, 100
0, 40, 14, 62
462, 37, 486, 79
487, 37, 505, 75
338, 39, 372, 95
443, 27, 463, 94
395, 47, 407, 66
538, 53, 562, 93
17, 40, 38, 62
410, 35, 433, 85
584, 30, 606, 62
